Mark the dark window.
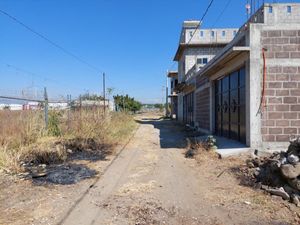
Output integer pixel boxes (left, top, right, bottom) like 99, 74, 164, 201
211, 31, 215, 37
287, 6, 292, 13
197, 58, 208, 65
222, 31, 226, 37
200, 31, 204, 37
268, 6, 273, 13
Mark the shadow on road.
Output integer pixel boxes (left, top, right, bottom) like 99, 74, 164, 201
136, 117, 188, 149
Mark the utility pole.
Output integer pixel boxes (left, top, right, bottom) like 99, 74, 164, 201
166, 71, 169, 117
44, 87, 48, 130
103, 72, 106, 114
67, 94, 71, 131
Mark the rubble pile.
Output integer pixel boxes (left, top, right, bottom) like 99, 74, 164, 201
248, 138, 300, 207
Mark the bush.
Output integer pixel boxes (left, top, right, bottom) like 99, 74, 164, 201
47, 111, 61, 137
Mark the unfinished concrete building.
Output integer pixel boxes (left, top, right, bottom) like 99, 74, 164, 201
172, 21, 238, 125
170, 3, 300, 151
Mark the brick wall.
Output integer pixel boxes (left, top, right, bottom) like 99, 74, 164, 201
261, 30, 300, 142
195, 88, 210, 131
196, 75, 209, 88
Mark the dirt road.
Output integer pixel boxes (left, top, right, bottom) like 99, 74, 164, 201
57, 114, 298, 225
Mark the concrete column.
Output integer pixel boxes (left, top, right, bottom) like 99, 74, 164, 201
248, 24, 263, 149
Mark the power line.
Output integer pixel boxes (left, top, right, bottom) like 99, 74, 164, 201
0, 8, 104, 73
186, 0, 215, 46
0, 61, 88, 93
212, 0, 232, 28
167, 0, 215, 71
208, 0, 233, 57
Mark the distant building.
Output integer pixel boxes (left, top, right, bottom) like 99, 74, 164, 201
49, 102, 68, 110
23, 102, 40, 110
0, 104, 23, 111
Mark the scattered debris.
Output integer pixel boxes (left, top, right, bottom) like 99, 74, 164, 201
246, 137, 300, 207
185, 136, 218, 159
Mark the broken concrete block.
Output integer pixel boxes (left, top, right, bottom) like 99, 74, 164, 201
287, 154, 299, 165
264, 187, 290, 200
280, 163, 300, 179
288, 178, 300, 191
283, 184, 300, 195
291, 194, 300, 207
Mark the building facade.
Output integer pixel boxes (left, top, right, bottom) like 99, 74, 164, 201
172, 20, 238, 126
170, 3, 300, 150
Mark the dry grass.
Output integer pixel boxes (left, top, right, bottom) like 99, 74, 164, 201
185, 140, 219, 162
0, 109, 137, 173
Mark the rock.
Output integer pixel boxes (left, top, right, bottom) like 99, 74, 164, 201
280, 163, 300, 179
67, 149, 73, 154
254, 169, 260, 177
288, 178, 300, 191
283, 184, 300, 195
31, 172, 47, 178
246, 159, 255, 168
264, 187, 290, 200
291, 194, 300, 207
287, 154, 299, 165
280, 157, 287, 165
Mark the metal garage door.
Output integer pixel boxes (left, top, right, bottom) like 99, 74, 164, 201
183, 92, 194, 126
215, 67, 246, 143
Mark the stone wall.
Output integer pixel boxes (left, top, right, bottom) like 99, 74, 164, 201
261, 30, 300, 142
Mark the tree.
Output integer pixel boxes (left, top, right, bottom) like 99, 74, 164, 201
81, 94, 104, 101
113, 94, 142, 113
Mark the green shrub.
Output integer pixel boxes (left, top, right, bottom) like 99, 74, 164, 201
48, 111, 61, 137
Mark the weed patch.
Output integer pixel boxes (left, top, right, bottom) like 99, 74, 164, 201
0, 110, 137, 174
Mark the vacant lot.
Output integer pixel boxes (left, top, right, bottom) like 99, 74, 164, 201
0, 109, 136, 173
1, 113, 299, 225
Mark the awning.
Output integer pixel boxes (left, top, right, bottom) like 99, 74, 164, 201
197, 46, 250, 77
174, 82, 195, 94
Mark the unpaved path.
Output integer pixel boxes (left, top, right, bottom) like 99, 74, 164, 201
58, 114, 298, 225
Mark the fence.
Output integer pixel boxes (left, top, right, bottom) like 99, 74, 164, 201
0, 88, 111, 133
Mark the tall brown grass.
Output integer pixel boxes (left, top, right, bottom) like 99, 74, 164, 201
0, 109, 137, 173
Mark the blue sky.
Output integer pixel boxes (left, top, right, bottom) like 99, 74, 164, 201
0, 0, 258, 103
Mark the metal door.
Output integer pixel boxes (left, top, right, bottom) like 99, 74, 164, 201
183, 92, 194, 125
215, 67, 246, 143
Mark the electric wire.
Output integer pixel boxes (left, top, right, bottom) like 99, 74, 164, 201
0, 8, 104, 74
167, 0, 215, 72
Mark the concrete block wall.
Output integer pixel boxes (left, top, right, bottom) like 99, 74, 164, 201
195, 87, 210, 131
264, 4, 300, 25
183, 47, 223, 80
184, 28, 238, 44
261, 29, 300, 142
